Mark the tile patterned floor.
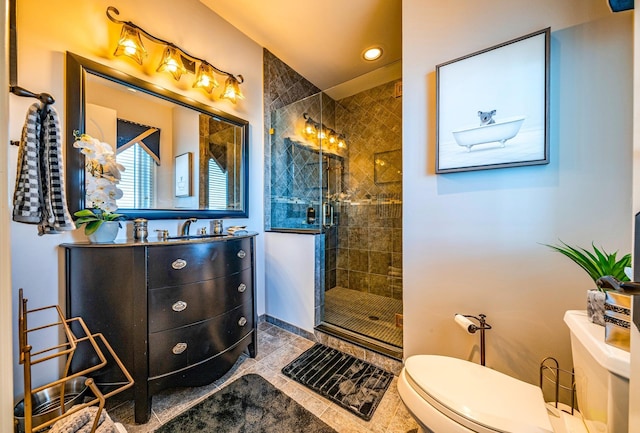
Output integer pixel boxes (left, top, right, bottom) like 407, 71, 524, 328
325, 287, 403, 348
109, 321, 418, 433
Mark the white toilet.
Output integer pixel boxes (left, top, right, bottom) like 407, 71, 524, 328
398, 310, 630, 433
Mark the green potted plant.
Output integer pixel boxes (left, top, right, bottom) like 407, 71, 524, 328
74, 208, 123, 236
545, 241, 631, 325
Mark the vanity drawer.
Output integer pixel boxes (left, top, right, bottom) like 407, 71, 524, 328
148, 268, 252, 333
148, 302, 253, 377
147, 238, 252, 288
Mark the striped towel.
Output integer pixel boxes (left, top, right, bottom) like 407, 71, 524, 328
48, 405, 116, 433
12, 103, 75, 234
12, 104, 41, 223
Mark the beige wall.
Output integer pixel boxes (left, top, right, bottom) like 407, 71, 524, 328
1, 0, 13, 430
630, 8, 640, 433
8, 0, 264, 397
403, 0, 633, 394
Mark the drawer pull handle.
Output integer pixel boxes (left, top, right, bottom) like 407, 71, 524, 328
171, 259, 187, 270
172, 342, 187, 355
237, 250, 246, 259
172, 301, 187, 312
237, 283, 247, 293
238, 317, 247, 327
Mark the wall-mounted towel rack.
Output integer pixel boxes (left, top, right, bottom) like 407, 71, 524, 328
10, 85, 55, 105
9, 84, 56, 147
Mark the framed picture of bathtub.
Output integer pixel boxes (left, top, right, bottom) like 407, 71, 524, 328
435, 28, 550, 173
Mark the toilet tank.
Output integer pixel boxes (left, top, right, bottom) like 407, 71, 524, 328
564, 310, 630, 433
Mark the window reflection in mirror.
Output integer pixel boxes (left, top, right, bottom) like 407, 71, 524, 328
85, 73, 244, 212
65, 52, 249, 220
198, 115, 243, 210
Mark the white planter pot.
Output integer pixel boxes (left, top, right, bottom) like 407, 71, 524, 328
586, 289, 606, 326
88, 221, 120, 243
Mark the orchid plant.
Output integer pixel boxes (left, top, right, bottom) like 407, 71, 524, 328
72, 131, 125, 235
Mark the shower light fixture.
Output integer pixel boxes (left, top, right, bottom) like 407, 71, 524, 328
107, 6, 244, 102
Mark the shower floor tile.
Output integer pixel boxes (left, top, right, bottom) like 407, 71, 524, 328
324, 287, 402, 348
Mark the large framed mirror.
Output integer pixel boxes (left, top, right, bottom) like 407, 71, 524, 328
65, 52, 249, 220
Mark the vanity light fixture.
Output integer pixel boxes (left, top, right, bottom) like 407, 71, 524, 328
107, 6, 244, 102
156, 46, 187, 81
220, 75, 244, 104
363, 46, 383, 61
114, 24, 147, 65
302, 113, 346, 150
193, 62, 219, 94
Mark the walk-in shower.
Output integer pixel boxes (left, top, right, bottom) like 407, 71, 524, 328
266, 81, 403, 356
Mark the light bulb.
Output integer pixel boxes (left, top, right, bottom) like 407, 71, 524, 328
157, 46, 186, 81
363, 47, 383, 61
220, 75, 244, 104
114, 24, 146, 65
193, 63, 219, 93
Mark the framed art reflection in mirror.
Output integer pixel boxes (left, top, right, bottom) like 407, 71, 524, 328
66, 52, 249, 219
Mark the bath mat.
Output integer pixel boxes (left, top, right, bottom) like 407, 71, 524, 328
281, 343, 393, 421
155, 374, 337, 433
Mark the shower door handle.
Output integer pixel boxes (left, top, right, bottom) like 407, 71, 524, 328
322, 202, 334, 228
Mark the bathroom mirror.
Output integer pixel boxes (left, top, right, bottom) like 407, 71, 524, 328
65, 52, 249, 219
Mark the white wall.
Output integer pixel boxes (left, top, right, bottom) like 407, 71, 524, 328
8, 0, 264, 397
264, 232, 317, 333
86, 79, 177, 208
173, 107, 200, 209
403, 0, 633, 389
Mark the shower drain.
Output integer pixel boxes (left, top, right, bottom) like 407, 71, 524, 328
368, 315, 380, 321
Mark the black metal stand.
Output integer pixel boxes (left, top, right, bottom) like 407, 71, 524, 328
461, 314, 492, 366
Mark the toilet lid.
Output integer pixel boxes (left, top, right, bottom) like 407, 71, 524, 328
404, 355, 554, 433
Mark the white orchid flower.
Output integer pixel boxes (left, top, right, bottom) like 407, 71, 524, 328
74, 132, 127, 218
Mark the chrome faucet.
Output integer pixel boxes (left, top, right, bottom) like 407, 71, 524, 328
180, 218, 197, 236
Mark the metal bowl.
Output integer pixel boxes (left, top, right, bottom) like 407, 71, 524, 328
14, 376, 89, 433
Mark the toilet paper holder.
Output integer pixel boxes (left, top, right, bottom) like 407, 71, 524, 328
454, 313, 492, 366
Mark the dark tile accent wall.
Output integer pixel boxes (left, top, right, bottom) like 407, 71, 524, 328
335, 81, 403, 300
263, 49, 403, 308
264, 49, 321, 230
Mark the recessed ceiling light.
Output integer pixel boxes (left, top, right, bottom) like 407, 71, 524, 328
363, 47, 383, 61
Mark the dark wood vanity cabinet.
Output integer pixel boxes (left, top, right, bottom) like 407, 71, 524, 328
63, 235, 257, 424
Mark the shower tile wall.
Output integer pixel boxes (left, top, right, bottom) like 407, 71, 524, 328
263, 49, 321, 230
263, 49, 403, 332
335, 81, 403, 300
269, 95, 343, 230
